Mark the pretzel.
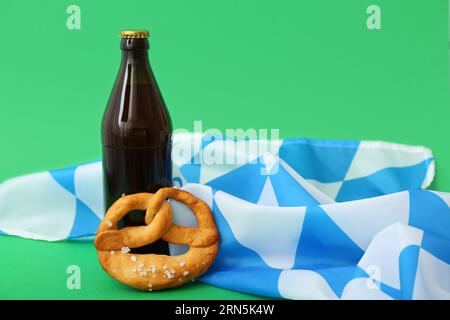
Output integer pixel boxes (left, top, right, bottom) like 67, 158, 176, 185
94, 188, 219, 291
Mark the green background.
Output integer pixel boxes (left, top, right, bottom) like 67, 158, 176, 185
0, 0, 448, 299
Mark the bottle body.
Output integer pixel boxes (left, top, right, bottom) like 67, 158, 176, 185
102, 144, 172, 223
102, 35, 172, 254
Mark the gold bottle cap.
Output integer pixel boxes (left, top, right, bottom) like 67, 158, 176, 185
120, 30, 149, 39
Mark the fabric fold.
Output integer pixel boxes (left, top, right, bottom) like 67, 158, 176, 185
1, 133, 447, 299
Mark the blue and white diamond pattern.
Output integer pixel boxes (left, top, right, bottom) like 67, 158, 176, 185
0, 133, 447, 300
0, 161, 103, 240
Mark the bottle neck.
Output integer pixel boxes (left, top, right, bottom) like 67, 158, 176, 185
118, 38, 154, 84
120, 50, 150, 68
119, 38, 151, 69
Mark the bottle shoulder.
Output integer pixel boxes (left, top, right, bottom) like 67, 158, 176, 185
102, 87, 172, 147
102, 53, 172, 147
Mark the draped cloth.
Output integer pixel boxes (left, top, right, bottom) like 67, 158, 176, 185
1, 133, 448, 299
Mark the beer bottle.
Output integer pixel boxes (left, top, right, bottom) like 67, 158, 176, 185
102, 30, 172, 254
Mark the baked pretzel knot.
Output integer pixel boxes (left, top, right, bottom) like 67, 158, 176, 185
94, 188, 219, 291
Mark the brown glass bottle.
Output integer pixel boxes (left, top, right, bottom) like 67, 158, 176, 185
102, 30, 172, 254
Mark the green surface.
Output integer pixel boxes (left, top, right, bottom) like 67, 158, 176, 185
0, 236, 262, 299
0, 0, 448, 299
